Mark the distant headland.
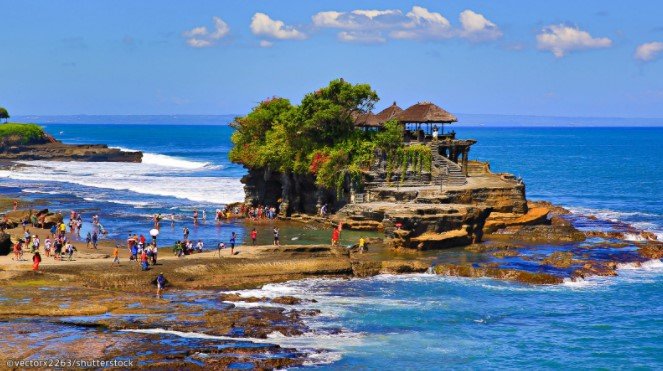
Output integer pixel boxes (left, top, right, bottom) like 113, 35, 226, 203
0, 121, 142, 163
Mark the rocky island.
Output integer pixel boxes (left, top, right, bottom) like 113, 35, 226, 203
231, 79, 661, 283
0, 123, 142, 162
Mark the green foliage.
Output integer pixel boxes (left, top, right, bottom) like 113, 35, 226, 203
386, 144, 432, 185
0, 107, 8, 122
0, 123, 46, 145
229, 79, 429, 196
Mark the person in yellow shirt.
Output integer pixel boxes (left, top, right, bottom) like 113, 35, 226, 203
358, 237, 366, 254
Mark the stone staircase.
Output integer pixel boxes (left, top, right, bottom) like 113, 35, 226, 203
429, 142, 467, 186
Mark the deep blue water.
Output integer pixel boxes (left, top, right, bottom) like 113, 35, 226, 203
0, 124, 662, 368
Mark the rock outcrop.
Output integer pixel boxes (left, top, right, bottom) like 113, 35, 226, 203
0, 143, 142, 162
336, 202, 491, 250
511, 225, 586, 244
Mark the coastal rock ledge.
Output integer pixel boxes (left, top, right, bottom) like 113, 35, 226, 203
0, 143, 142, 162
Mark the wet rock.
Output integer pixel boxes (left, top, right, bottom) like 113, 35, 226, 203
271, 296, 302, 305
465, 242, 523, 252
379, 260, 431, 274
637, 241, 663, 259
571, 261, 618, 279
0, 232, 12, 255
550, 215, 572, 227
512, 225, 586, 244
219, 293, 266, 303
492, 250, 520, 259
541, 251, 575, 268
351, 261, 382, 277
434, 263, 563, 285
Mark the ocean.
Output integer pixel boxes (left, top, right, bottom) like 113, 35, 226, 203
0, 121, 661, 368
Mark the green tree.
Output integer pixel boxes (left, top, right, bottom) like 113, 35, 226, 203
229, 79, 399, 195
0, 107, 9, 123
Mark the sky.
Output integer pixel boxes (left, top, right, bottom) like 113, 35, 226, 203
1, 1, 663, 118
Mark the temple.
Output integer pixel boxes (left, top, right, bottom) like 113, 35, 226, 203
354, 101, 477, 192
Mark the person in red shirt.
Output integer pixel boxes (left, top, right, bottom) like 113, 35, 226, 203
250, 228, 258, 246
331, 228, 340, 246
32, 252, 42, 271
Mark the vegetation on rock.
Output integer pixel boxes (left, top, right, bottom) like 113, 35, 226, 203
0, 123, 48, 146
229, 79, 431, 195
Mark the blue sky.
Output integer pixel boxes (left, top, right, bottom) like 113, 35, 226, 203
1, 1, 663, 117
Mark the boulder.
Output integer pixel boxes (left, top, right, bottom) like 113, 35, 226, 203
512, 225, 586, 244
483, 207, 550, 234
0, 233, 12, 255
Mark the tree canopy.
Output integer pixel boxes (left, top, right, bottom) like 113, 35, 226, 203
0, 107, 9, 123
229, 79, 414, 194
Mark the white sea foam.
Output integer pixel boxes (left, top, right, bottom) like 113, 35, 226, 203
567, 206, 662, 240
1, 160, 244, 205
113, 146, 218, 170
121, 328, 353, 366
616, 259, 663, 271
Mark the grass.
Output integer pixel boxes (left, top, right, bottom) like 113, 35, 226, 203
0, 123, 46, 145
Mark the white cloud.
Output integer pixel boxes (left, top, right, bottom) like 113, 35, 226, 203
635, 41, 663, 62
338, 31, 386, 44
536, 24, 612, 58
259, 40, 273, 48
312, 9, 403, 30
312, 6, 501, 44
183, 16, 230, 48
392, 6, 453, 40
250, 13, 306, 40
459, 10, 502, 42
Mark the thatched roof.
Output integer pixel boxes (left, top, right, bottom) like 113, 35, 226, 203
352, 112, 382, 127
396, 101, 457, 123
375, 102, 403, 122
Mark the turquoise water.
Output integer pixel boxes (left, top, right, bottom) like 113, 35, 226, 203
0, 123, 662, 368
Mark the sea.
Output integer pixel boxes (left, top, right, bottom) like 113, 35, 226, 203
0, 117, 662, 369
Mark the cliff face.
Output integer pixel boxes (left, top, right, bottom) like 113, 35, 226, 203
242, 168, 339, 215
0, 143, 142, 162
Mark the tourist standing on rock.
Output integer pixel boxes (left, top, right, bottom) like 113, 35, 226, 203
151, 243, 158, 265
230, 232, 236, 255
65, 243, 76, 261
32, 235, 40, 253
250, 228, 257, 246
50, 224, 57, 239
359, 236, 366, 253
156, 273, 166, 298
85, 232, 92, 248
112, 245, 120, 266
91, 231, 99, 249
32, 251, 41, 271
13, 200, 18, 210
273, 227, 280, 246
217, 242, 225, 257
140, 249, 149, 271
44, 237, 52, 257
13, 240, 23, 261
331, 228, 340, 246
183, 227, 190, 241
196, 240, 204, 253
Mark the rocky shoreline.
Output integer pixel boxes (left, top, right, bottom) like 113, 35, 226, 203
0, 195, 661, 369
